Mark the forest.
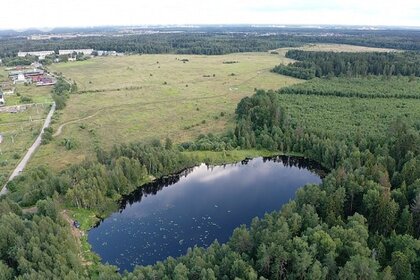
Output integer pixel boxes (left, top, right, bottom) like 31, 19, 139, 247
1, 28, 420, 59
279, 76, 420, 99
272, 50, 420, 79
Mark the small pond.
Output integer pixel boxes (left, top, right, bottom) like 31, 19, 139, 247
88, 156, 324, 271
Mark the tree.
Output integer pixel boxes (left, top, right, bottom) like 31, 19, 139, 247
173, 263, 189, 280
338, 255, 379, 280
391, 251, 414, 280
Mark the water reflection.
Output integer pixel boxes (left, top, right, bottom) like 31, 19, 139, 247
89, 156, 324, 272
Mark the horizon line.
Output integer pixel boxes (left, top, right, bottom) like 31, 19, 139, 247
2, 23, 420, 32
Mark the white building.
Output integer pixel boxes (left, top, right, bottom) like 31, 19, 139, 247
18, 51, 55, 60
97, 50, 117, 56
59, 49, 94, 56
14, 73, 29, 84
0, 91, 5, 106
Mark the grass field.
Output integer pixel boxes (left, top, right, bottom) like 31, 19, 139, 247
0, 66, 53, 185
293, 43, 398, 52
5, 85, 53, 105
0, 105, 51, 184
271, 43, 398, 59
29, 52, 301, 171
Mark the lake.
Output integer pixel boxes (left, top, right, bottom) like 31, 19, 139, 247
88, 156, 324, 271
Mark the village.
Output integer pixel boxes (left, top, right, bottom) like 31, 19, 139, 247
0, 63, 56, 108
0, 48, 121, 107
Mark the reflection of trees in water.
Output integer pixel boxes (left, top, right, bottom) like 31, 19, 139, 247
264, 155, 327, 178
120, 156, 327, 211
120, 166, 195, 210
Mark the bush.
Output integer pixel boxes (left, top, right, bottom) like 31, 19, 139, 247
41, 127, 53, 145
61, 138, 78, 150
20, 96, 33, 104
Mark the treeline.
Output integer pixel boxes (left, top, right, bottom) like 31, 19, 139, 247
1, 55, 37, 66
8, 140, 196, 213
0, 33, 301, 58
273, 50, 420, 79
279, 76, 420, 99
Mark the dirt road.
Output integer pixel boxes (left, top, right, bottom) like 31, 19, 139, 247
0, 102, 56, 196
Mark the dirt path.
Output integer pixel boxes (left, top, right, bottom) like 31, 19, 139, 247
53, 93, 227, 137
61, 210, 92, 266
53, 109, 104, 137
0, 102, 56, 196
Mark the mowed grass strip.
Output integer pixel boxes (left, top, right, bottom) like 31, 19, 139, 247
30, 52, 301, 171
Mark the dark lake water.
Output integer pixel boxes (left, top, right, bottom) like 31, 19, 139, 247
88, 156, 324, 271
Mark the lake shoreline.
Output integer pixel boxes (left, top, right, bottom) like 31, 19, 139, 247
83, 152, 326, 271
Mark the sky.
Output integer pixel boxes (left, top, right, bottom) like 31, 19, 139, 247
1, 0, 420, 30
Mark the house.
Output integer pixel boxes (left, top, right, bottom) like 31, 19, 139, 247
36, 76, 56, 86
96, 50, 117, 56
14, 73, 30, 84
31, 62, 43, 68
23, 69, 44, 77
9, 68, 44, 82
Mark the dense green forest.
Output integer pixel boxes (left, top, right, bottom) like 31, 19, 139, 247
272, 50, 420, 79
1, 28, 419, 59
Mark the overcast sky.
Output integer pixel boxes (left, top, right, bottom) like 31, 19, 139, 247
1, 0, 419, 30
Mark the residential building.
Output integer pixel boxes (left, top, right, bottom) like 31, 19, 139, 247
18, 51, 55, 60
59, 49, 94, 56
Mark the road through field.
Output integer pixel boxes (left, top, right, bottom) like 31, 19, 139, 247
0, 102, 56, 196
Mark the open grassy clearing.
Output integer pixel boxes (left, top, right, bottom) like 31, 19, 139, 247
294, 43, 398, 52
278, 93, 420, 138
271, 43, 399, 59
29, 52, 301, 171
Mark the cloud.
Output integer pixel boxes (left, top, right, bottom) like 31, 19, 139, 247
1, 0, 419, 29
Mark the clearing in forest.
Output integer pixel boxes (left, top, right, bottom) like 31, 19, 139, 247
30, 52, 300, 171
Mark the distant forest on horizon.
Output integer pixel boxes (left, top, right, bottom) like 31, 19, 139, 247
0, 27, 419, 58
